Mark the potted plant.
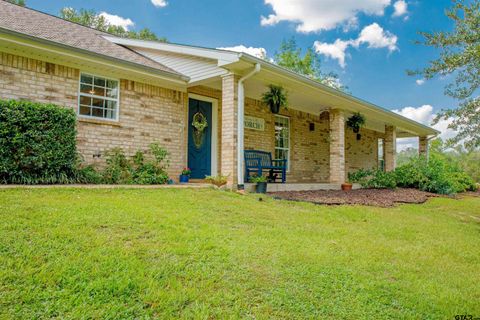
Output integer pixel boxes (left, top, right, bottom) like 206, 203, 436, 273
205, 175, 228, 188
262, 85, 288, 114
346, 112, 366, 140
179, 167, 191, 183
250, 175, 268, 194
341, 181, 353, 191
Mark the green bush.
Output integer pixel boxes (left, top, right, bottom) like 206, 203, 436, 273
101, 143, 170, 185
349, 155, 477, 194
349, 169, 397, 189
0, 99, 78, 184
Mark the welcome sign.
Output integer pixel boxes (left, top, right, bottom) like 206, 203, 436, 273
244, 116, 265, 131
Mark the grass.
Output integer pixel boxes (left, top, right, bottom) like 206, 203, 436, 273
0, 188, 479, 319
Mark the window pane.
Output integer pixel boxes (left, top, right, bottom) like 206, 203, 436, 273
106, 88, 118, 98
92, 98, 104, 108
106, 100, 117, 110
92, 86, 106, 97
80, 84, 93, 94
81, 74, 93, 84
94, 77, 106, 87
106, 80, 118, 89
91, 107, 103, 118
79, 96, 91, 106
79, 105, 91, 116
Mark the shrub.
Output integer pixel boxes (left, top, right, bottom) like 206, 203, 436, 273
394, 156, 477, 194
75, 165, 103, 184
0, 99, 78, 184
349, 169, 396, 189
102, 143, 170, 185
102, 148, 133, 184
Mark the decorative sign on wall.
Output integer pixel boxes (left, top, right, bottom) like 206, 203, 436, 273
244, 116, 265, 131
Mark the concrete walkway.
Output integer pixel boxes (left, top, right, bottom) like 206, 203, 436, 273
0, 183, 212, 189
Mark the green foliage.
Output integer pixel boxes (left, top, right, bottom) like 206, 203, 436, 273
347, 168, 372, 183
349, 153, 477, 194
102, 143, 170, 185
274, 37, 347, 91
0, 99, 78, 184
205, 174, 228, 187
75, 165, 104, 184
393, 155, 477, 194
346, 112, 366, 133
348, 169, 397, 189
59, 8, 167, 42
2, 188, 480, 318
261, 85, 288, 112
249, 175, 267, 183
410, 0, 480, 149
5, 0, 25, 6
102, 148, 133, 184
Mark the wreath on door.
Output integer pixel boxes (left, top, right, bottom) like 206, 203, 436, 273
192, 112, 208, 149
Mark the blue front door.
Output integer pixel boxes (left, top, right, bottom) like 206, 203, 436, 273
188, 98, 212, 179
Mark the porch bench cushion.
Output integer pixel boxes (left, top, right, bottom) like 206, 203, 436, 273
244, 150, 287, 183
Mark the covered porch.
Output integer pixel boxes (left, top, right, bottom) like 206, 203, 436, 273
191, 61, 435, 190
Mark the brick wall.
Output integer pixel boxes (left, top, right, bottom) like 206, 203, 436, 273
345, 127, 382, 174
0, 52, 187, 179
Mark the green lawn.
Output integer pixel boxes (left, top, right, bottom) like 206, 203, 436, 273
0, 188, 479, 319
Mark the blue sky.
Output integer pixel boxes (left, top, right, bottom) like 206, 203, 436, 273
26, 0, 460, 146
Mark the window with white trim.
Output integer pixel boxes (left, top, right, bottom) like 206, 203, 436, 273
274, 115, 290, 170
78, 73, 119, 120
378, 138, 385, 171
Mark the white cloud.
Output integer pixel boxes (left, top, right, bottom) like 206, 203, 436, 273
314, 23, 397, 67
392, 0, 408, 17
151, 0, 168, 8
354, 23, 398, 51
99, 12, 134, 30
313, 39, 351, 68
217, 45, 267, 59
393, 105, 457, 150
260, 0, 392, 33
416, 79, 425, 85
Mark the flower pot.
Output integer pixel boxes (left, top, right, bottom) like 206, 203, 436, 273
255, 182, 268, 194
269, 103, 281, 114
179, 175, 189, 183
341, 183, 353, 191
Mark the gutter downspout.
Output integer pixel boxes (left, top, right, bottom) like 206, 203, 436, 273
237, 63, 261, 190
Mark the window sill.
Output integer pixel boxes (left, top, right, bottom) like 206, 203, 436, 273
78, 117, 121, 127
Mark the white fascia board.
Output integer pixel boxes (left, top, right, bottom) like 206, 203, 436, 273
104, 36, 240, 65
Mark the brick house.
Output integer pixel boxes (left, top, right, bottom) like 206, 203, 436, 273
0, 2, 438, 189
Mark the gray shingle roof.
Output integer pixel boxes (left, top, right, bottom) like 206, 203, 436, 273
0, 1, 184, 78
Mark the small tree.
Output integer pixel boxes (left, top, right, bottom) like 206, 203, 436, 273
409, 0, 480, 150
60, 8, 167, 42
274, 37, 347, 91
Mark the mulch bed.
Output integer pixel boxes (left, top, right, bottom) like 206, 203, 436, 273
269, 188, 441, 207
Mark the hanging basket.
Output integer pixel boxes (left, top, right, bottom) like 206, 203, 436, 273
192, 112, 208, 149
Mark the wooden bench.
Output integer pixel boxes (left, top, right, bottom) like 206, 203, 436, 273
244, 150, 287, 183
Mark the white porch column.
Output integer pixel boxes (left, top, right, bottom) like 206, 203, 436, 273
221, 73, 239, 188
329, 109, 346, 183
384, 125, 397, 172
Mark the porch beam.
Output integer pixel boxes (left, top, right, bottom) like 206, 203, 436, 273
329, 109, 346, 184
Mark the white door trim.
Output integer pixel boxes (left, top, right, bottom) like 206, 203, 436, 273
187, 93, 218, 177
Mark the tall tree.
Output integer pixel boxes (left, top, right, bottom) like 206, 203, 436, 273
274, 38, 346, 91
59, 8, 166, 42
5, 0, 25, 6
410, 0, 480, 150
